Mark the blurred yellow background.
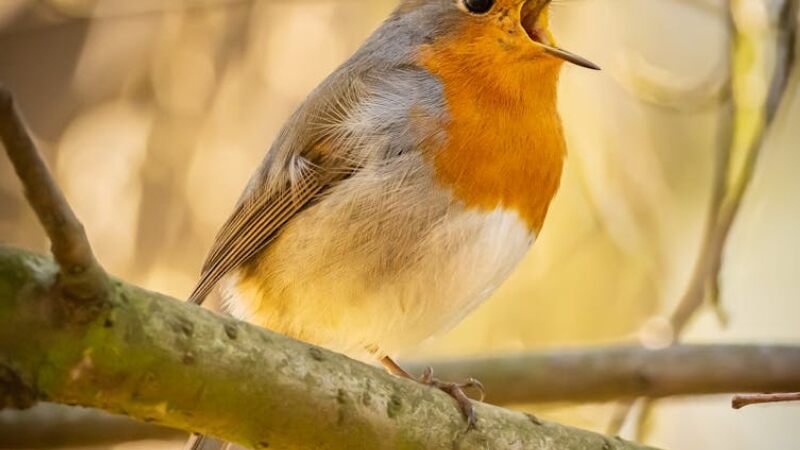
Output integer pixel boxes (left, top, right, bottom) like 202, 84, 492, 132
0, 0, 798, 449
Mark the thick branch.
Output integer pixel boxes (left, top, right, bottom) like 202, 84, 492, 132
406, 345, 800, 405
0, 86, 106, 301
0, 246, 657, 450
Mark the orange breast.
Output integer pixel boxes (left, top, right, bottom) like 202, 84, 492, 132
418, 32, 566, 234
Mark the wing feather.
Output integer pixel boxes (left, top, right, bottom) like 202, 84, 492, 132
188, 164, 334, 305
186, 62, 419, 306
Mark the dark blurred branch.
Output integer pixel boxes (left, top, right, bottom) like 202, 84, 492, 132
767, 0, 799, 122
406, 345, 800, 405
0, 404, 184, 448
732, 393, 800, 410
40, 0, 255, 20
0, 85, 107, 302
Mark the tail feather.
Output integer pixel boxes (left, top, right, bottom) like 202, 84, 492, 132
184, 433, 231, 450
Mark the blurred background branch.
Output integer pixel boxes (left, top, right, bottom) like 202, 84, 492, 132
39, 0, 256, 20
670, 0, 799, 335
608, 0, 800, 438
406, 344, 800, 406
0, 404, 183, 449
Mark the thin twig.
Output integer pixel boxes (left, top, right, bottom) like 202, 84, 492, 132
0, 86, 107, 301
732, 393, 800, 410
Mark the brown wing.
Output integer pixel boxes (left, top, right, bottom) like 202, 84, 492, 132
187, 61, 384, 305
188, 162, 334, 305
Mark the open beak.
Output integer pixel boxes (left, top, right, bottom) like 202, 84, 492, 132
521, 0, 601, 70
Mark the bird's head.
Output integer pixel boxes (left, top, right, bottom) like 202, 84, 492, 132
398, 0, 598, 93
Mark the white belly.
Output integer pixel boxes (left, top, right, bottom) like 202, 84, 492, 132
226, 208, 533, 360
223, 156, 535, 359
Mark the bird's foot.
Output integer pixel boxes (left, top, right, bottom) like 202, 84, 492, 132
419, 367, 485, 430
379, 356, 484, 430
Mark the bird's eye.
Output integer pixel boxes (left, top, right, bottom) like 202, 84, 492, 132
463, 0, 495, 14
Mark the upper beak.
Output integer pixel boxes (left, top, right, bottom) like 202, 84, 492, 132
521, 0, 601, 71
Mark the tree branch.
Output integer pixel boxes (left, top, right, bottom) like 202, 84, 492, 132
732, 393, 800, 410
0, 85, 107, 302
406, 344, 800, 405
0, 246, 657, 450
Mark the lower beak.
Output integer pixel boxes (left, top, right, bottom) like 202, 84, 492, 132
539, 44, 601, 70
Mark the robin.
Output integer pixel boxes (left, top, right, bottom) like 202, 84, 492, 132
186, 0, 597, 448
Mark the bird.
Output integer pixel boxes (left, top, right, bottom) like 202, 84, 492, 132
185, 0, 597, 448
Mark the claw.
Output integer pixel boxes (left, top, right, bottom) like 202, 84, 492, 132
379, 357, 483, 431
418, 367, 482, 430
420, 366, 435, 384
464, 377, 486, 403
438, 381, 478, 430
